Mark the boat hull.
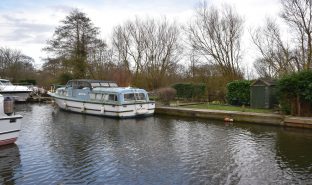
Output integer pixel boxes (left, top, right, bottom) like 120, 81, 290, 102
54, 98, 155, 118
0, 115, 22, 146
0, 91, 32, 102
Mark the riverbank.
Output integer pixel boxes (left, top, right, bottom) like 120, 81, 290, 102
155, 106, 312, 129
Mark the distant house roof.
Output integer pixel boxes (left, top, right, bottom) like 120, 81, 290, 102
251, 78, 277, 86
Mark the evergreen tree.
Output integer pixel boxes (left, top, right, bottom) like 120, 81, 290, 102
44, 9, 104, 78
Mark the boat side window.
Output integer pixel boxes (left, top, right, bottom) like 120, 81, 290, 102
136, 93, 146, 101
109, 83, 118, 87
90, 93, 96, 99
91, 83, 100, 88
108, 94, 117, 102
103, 94, 109, 101
100, 82, 109, 87
96, 93, 103, 100
124, 93, 136, 102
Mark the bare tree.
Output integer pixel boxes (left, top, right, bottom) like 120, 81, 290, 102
186, 2, 244, 80
281, 0, 312, 69
251, 19, 295, 77
112, 24, 132, 72
0, 47, 35, 82
112, 17, 182, 89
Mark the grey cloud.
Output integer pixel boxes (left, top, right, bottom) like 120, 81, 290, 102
1, 14, 55, 44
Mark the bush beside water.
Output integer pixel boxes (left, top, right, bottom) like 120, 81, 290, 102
226, 80, 251, 106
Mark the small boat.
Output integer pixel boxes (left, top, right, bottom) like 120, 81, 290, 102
0, 79, 33, 102
48, 79, 155, 118
0, 95, 23, 146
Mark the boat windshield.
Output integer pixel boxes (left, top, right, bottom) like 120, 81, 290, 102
0, 80, 12, 86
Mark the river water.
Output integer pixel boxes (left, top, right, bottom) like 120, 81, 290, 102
0, 104, 312, 184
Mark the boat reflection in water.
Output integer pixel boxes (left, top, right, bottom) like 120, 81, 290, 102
0, 144, 21, 184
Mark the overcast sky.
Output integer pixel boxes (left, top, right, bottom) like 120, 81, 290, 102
0, 0, 281, 69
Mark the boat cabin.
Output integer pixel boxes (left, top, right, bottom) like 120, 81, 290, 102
0, 79, 12, 86
56, 79, 150, 104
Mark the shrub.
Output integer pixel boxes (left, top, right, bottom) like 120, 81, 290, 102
172, 83, 206, 100
19, 79, 36, 85
277, 70, 312, 115
226, 80, 251, 106
58, 72, 73, 85
155, 87, 177, 105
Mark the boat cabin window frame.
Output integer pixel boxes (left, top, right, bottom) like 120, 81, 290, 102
67, 81, 92, 89
107, 94, 118, 102
123, 92, 147, 102
95, 93, 103, 100
136, 93, 146, 101
90, 93, 118, 102
100, 82, 110, 87
109, 83, 118, 87
124, 93, 136, 102
91, 82, 101, 88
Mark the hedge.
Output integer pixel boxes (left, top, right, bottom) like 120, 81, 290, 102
172, 83, 206, 99
226, 80, 251, 106
277, 70, 312, 115
278, 70, 312, 102
19, 79, 36, 85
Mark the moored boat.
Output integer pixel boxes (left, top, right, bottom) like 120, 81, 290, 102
0, 95, 23, 146
0, 79, 32, 102
48, 79, 155, 118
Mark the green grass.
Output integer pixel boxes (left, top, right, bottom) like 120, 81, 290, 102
184, 103, 274, 113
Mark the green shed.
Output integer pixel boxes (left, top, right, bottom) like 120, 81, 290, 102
250, 78, 277, 109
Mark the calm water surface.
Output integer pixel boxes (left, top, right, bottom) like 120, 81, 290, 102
1, 104, 312, 184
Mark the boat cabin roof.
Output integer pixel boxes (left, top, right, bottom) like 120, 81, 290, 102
92, 87, 147, 94
66, 79, 118, 88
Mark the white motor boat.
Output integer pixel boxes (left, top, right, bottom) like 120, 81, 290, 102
0, 95, 23, 146
0, 79, 32, 102
48, 79, 155, 118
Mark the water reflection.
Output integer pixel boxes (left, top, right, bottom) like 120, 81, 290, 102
8, 104, 312, 184
0, 144, 21, 184
275, 128, 312, 173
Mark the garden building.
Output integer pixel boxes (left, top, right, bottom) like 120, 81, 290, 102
250, 78, 277, 109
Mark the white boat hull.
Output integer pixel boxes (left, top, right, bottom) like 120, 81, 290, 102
0, 115, 22, 146
0, 92, 32, 102
54, 98, 155, 118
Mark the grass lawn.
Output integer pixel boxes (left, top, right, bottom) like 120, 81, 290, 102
184, 103, 274, 113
